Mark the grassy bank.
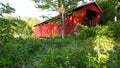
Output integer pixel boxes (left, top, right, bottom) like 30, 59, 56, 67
0, 21, 120, 68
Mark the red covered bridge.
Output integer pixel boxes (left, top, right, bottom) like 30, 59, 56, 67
34, 2, 103, 38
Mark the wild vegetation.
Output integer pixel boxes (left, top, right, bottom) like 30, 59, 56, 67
0, 0, 120, 68
0, 19, 120, 67
97, 0, 119, 25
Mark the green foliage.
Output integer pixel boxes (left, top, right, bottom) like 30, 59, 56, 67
93, 36, 114, 68
0, 37, 92, 68
22, 17, 40, 32
77, 21, 120, 41
33, 0, 82, 11
6, 17, 33, 38
97, 0, 118, 25
0, 18, 14, 44
0, 14, 120, 68
107, 21, 120, 41
0, 3, 15, 16
77, 25, 96, 39
0, 16, 39, 45
0, 32, 120, 68
74, 22, 120, 67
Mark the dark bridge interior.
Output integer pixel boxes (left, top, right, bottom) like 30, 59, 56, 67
85, 9, 98, 27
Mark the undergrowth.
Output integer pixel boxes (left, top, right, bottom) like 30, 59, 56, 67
0, 21, 120, 68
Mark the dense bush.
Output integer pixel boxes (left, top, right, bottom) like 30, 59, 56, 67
97, 0, 118, 25
0, 18, 14, 44
107, 21, 120, 41
0, 18, 120, 68
77, 24, 107, 39
0, 35, 120, 68
77, 21, 120, 41
0, 37, 93, 68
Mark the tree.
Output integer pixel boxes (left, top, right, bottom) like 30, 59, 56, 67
9, 17, 33, 38
97, 0, 118, 24
116, 0, 120, 20
0, 16, 34, 42
33, 0, 83, 38
22, 17, 40, 32
0, 3, 15, 17
0, 3, 15, 44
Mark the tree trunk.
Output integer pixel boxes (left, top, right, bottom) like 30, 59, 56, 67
60, 4, 65, 39
61, 12, 65, 39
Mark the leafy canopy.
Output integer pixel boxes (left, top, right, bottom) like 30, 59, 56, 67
97, 0, 118, 24
0, 3, 15, 16
33, 0, 84, 12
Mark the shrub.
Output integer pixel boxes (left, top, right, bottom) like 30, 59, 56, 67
107, 21, 120, 41
1, 19, 120, 68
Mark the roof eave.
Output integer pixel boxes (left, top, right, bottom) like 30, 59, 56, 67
74, 1, 103, 13
94, 2, 103, 13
